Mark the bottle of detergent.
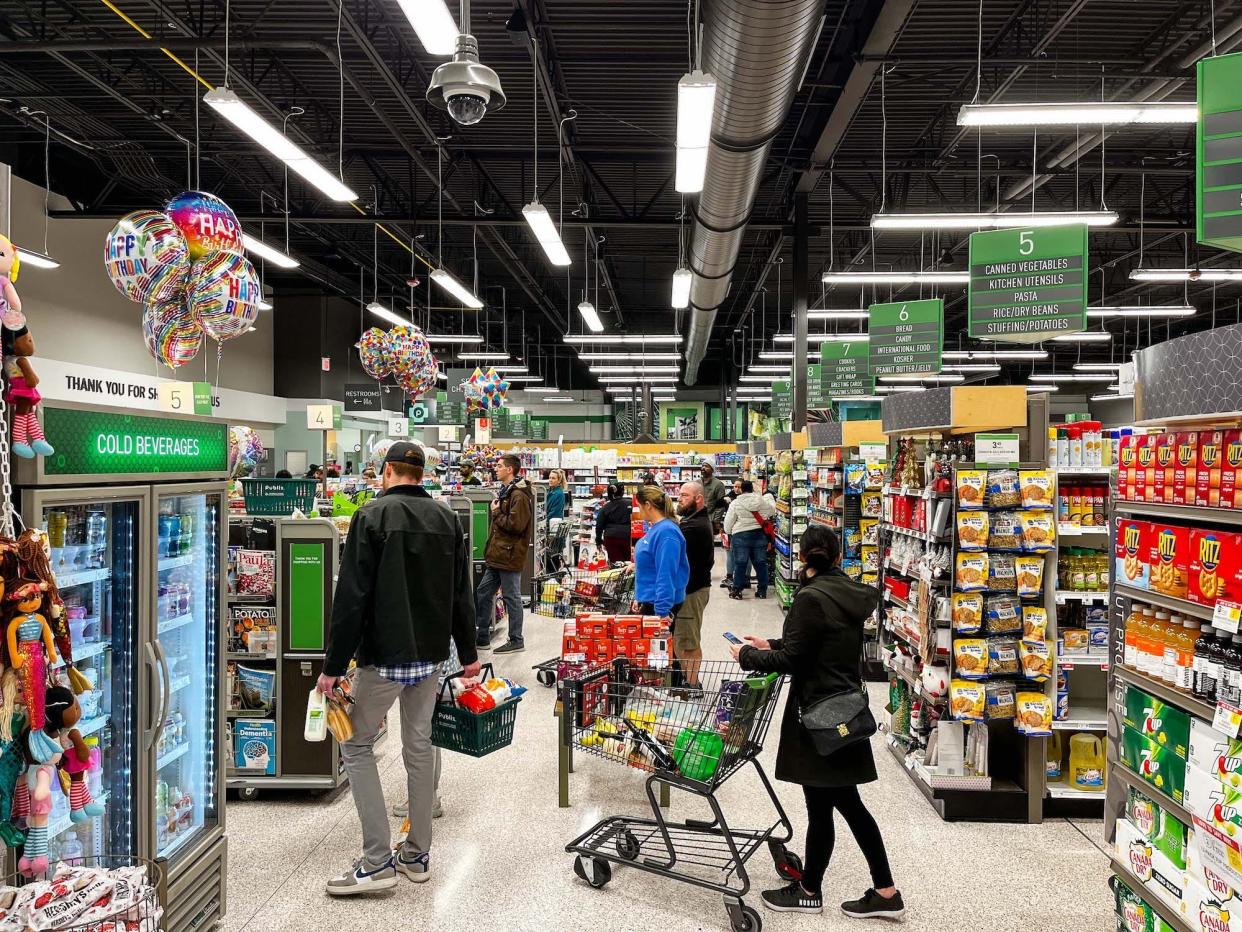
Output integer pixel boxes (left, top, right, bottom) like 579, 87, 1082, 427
1069, 733, 1105, 791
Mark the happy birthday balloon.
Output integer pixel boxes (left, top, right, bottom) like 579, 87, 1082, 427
165, 191, 242, 261
356, 327, 393, 379
228, 425, 265, 479
187, 251, 260, 343
141, 297, 202, 370
387, 324, 438, 399
105, 210, 191, 305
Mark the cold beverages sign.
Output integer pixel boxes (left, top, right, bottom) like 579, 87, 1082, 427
968, 224, 1087, 342
867, 300, 942, 377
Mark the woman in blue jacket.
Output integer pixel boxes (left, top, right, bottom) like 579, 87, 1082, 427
546, 470, 567, 521
632, 485, 689, 622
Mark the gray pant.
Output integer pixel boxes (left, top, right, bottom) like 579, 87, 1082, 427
340, 667, 439, 869
475, 566, 524, 644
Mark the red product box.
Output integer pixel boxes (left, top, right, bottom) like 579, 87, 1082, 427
1135, 436, 1155, 502
577, 617, 612, 638
1173, 431, 1200, 507
588, 639, 614, 663
1149, 523, 1190, 599
641, 618, 667, 636
612, 617, 643, 638
561, 633, 583, 657
1153, 433, 1174, 503
630, 637, 651, 656
1189, 528, 1242, 606
1115, 518, 1151, 590
1223, 430, 1242, 510
611, 638, 634, 658
1198, 431, 1225, 508
1119, 435, 1137, 501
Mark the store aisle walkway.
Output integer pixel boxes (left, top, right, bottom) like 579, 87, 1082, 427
225, 567, 1112, 932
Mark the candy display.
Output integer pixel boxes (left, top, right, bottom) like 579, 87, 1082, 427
0, 861, 161, 930
104, 209, 191, 305
141, 297, 203, 370
165, 190, 242, 261
187, 250, 261, 343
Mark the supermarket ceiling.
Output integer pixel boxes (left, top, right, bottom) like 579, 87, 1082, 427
0, 0, 1237, 390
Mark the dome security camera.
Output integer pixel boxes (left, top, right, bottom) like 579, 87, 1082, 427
427, 35, 506, 127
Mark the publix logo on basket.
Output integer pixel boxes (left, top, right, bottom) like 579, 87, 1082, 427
1158, 529, 1178, 565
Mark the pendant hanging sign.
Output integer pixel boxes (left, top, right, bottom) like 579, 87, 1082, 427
807, 365, 828, 409
967, 224, 1087, 342
867, 299, 943, 376
771, 381, 794, 419
1198, 52, 1242, 252
821, 339, 874, 396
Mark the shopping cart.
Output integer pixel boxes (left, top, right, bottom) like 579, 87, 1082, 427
531, 564, 637, 688
562, 659, 800, 932
542, 518, 572, 575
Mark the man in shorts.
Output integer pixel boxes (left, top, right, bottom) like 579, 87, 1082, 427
675, 481, 714, 688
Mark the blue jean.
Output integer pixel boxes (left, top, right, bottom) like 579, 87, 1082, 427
731, 529, 770, 595
475, 566, 524, 644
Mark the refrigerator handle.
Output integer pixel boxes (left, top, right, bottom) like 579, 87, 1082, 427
142, 642, 163, 752
152, 640, 172, 750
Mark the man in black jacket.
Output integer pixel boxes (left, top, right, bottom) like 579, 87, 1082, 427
675, 481, 714, 687
317, 442, 480, 896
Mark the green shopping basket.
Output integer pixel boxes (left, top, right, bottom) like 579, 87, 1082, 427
239, 478, 318, 515
432, 664, 521, 757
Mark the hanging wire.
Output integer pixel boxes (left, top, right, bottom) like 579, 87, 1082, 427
972, 0, 984, 103
223, 0, 232, 85
879, 67, 889, 213
39, 113, 50, 257
281, 107, 304, 253
336, 0, 345, 179
194, 49, 201, 187
532, 35, 539, 198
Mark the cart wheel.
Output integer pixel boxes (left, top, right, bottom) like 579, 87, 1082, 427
237, 786, 259, 802
573, 854, 612, 888
615, 830, 640, 861
732, 905, 761, 932
775, 851, 803, 882
537, 669, 556, 688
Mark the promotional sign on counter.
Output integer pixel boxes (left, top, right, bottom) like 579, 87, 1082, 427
968, 224, 1087, 342
867, 299, 943, 376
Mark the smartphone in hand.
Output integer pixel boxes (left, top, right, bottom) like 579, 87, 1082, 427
722, 632, 744, 645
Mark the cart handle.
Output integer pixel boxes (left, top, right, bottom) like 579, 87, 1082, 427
438, 662, 494, 704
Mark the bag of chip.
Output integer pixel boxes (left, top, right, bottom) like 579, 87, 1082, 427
1019, 470, 1055, 509
957, 470, 986, 509
953, 638, 989, 679
1015, 555, 1045, 597
988, 637, 1020, 676
1021, 605, 1049, 641
985, 681, 1017, 720
984, 594, 1022, 634
956, 552, 988, 591
1016, 691, 1054, 735
950, 679, 986, 722
957, 512, 989, 550
952, 592, 983, 634
1019, 512, 1056, 552
1019, 640, 1053, 682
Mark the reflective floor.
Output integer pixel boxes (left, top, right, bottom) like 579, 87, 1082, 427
224, 562, 1112, 931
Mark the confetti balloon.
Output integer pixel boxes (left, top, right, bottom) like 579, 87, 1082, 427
104, 210, 191, 305
165, 191, 242, 261
387, 324, 438, 400
461, 367, 488, 413
356, 327, 393, 379
228, 425, 265, 479
424, 447, 443, 470
141, 297, 203, 370
187, 251, 261, 343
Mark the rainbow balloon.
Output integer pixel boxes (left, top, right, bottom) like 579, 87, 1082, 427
187, 251, 260, 343
355, 327, 393, 379
142, 297, 203, 369
165, 191, 242, 261
104, 210, 190, 305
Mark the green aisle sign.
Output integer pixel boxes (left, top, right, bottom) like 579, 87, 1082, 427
807, 365, 828, 409
510, 414, 529, 438
968, 224, 1087, 342
771, 381, 793, 419
821, 340, 873, 396
530, 418, 549, 440
1198, 52, 1242, 252
868, 299, 943, 376
491, 409, 510, 434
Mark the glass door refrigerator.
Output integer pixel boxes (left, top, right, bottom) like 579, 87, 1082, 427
16, 402, 230, 932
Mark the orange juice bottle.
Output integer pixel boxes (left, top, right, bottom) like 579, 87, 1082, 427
1153, 611, 1175, 683
1136, 607, 1158, 676
1162, 612, 1182, 684
1174, 619, 1202, 692
1123, 604, 1142, 669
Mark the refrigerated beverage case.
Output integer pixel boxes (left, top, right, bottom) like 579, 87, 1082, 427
1194, 626, 1218, 700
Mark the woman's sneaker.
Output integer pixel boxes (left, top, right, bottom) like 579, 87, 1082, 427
761, 882, 823, 913
325, 857, 397, 896
841, 889, 905, 920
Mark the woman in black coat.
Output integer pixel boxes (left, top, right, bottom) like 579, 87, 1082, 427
732, 524, 904, 920
594, 483, 634, 564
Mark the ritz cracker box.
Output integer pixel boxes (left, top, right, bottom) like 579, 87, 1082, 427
1117, 519, 1152, 591
1190, 529, 1242, 608
1224, 430, 1242, 510
1176, 432, 1201, 508
1199, 431, 1226, 509
1120, 434, 1138, 501
1150, 524, 1191, 600
1155, 433, 1176, 505
1136, 435, 1154, 503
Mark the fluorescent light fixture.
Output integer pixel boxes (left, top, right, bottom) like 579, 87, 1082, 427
544, 396, 576, 403
835, 395, 883, 402
524, 386, 561, 393
203, 87, 357, 201
456, 352, 510, 361
424, 333, 484, 344
671, 267, 692, 309
1108, 383, 1121, 391
1074, 363, 1126, 371
1028, 384, 1060, 393
739, 375, 785, 383
774, 333, 868, 343
503, 375, 544, 383
577, 301, 604, 333
15, 247, 59, 270
942, 364, 1001, 372
1087, 305, 1195, 318
1130, 268, 1242, 282
521, 202, 572, 267
871, 210, 1118, 230
675, 70, 716, 194
563, 334, 681, 345
748, 366, 794, 374
366, 301, 407, 326
1027, 373, 1115, 383
807, 310, 870, 320
874, 386, 921, 393
759, 352, 823, 360
942, 349, 1048, 360
1050, 331, 1113, 342
394, 0, 459, 55
1091, 392, 1135, 402
589, 366, 681, 374
493, 365, 529, 373
879, 374, 965, 384
575, 352, 682, 360
822, 270, 970, 285
243, 234, 299, 269
430, 268, 483, 309
595, 375, 678, 383
958, 101, 1197, 127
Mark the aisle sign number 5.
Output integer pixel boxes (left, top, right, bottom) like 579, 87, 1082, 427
157, 381, 213, 416
306, 404, 342, 430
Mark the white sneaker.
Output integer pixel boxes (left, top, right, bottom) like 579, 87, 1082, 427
326, 857, 398, 896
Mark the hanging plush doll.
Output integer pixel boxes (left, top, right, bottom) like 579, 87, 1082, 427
6, 583, 56, 730
44, 687, 101, 824
0, 235, 25, 332
16, 531, 86, 694
18, 705, 63, 877
3, 327, 51, 459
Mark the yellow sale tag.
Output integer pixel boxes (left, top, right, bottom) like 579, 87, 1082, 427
1216, 700, 1242, 738
1216, 599, 1242, 635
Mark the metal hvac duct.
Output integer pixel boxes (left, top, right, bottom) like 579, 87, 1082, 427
683, 0, 826, 384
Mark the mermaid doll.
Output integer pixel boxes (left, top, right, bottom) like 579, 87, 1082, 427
6, 583, 56, 730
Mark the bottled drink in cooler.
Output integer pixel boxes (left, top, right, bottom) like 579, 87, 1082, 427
85, 511, 106, 567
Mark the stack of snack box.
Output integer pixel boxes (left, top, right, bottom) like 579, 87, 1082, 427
1182, 718, 1242, 931
561, 614, 672, 667
1118, 430, 1242, 511
1114, 516, 1242, 609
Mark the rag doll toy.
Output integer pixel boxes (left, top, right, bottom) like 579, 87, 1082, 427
3, 327, 51, 458
0, 235, 24, 332
43, 687, 102, 824
17, 704, 63, 878
6, 583, 56, 730
16, 531, 87, 695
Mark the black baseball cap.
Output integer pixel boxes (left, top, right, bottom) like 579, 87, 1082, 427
383, 442, 426, 467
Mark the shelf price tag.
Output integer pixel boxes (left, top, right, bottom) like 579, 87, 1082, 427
1215, 599, 1242, 635
1214, 699, 1242, 738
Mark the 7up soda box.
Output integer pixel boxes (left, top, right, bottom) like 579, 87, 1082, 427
1192, 719, 1242, 789
1122, 726, 1188, 803
1185, 766, 1242, 842
1125, 686, 1191, 760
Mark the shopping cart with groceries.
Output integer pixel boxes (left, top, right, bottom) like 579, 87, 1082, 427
561, 659, 799, 932
531, 564, 636, 687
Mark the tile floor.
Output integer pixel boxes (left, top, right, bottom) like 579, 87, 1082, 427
223, 566, 1113, 932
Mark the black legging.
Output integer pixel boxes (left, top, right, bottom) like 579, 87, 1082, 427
801, 784, 894, 895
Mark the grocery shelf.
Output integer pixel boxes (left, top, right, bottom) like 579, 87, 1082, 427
157, 553, 195, 572
1058, 655, 1109, 670
1115, 500, 1242, 525
1112, 761, 1192, 826
78, 715, 108, 739
55, 567, 110, 589
48, 791, 110, 841
1046, 784, 1106, 800
158, 613, 196, 636
1051, 700, 1108, 730
53, 639, 110, 669
157, 742, 190, 772
1056, 524, 1109, 537
1114, 584, 1214, 622
225, 708, 269, 718
1110, 859, 1193, 932
1115, 665, 1216, 722
1054, 467, 1113, 476
884, 523, 951, 545
1054, 590, 1109, 605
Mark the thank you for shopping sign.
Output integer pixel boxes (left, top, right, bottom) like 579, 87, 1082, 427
868, 300, 942, 377
968, 224, 1087, 342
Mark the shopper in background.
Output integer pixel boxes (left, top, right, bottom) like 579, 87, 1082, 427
362, 466, 377, 481
317, 442, 480, 896
731, 524, 903, 920
724, 480, 775, 600
642, 472, 658, 487
326, 465, 341, 479
700, 463, 728, 532
546, 470, 567, 521
631, 485, 689, 626
474, 453, 533, 654
721, 478, 744, 589
275, 469, 292, 479
460, 463, 483, 486
595, 482, 634, 564
674, 481, 713, 687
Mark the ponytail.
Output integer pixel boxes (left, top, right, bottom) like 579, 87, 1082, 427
636, 484, 675, 519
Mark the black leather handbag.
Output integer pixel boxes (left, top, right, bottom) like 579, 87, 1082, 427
797, 651, 876, 756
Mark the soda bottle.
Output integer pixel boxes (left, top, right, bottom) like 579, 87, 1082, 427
1193, 626, 1217, 700
1221, 634, 1242, 707
1124, 604, 1142, 669
1175, 619, 1201, 692
1149, 610, 1171, 679
1204, 627, 1227, 703
1134, 607, 1155, 675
